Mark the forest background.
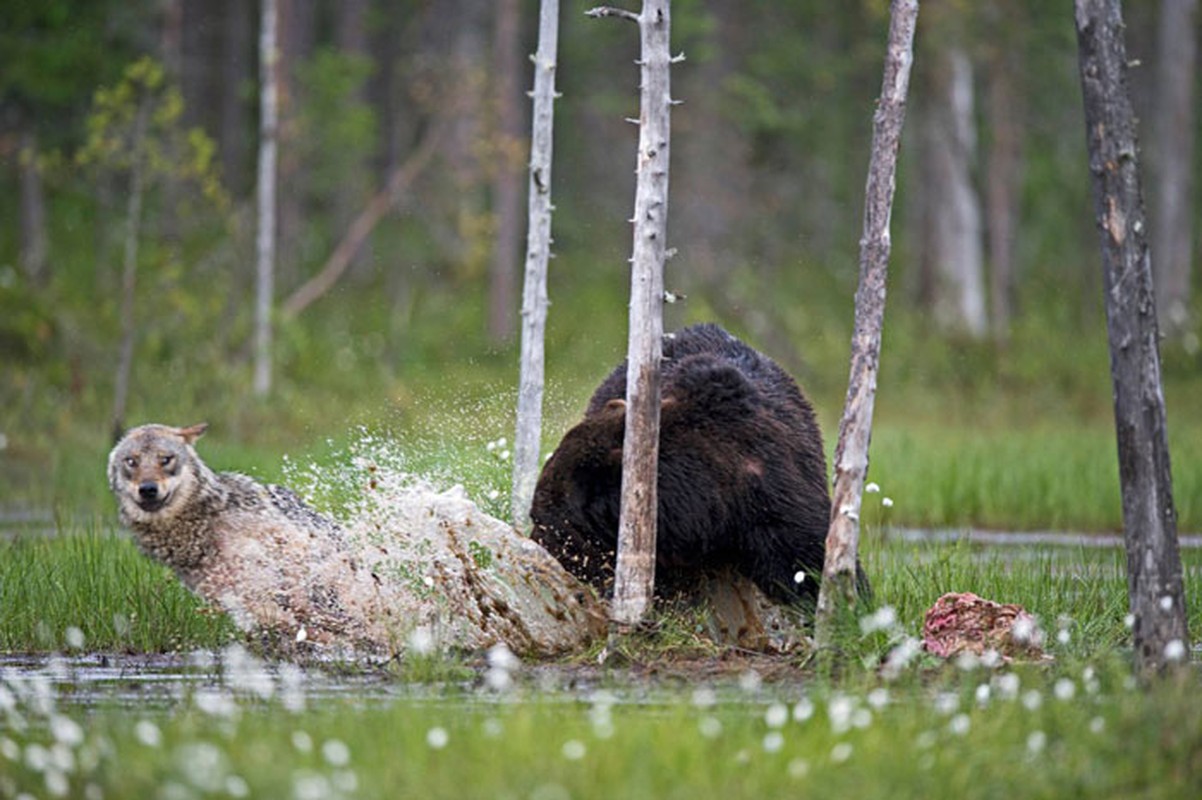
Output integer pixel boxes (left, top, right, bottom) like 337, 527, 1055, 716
1, 0, 1200, 533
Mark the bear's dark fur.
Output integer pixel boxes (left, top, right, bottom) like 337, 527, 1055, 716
530, 323, 839, 606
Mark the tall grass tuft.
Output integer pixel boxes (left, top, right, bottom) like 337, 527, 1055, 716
0, 523, 236, 652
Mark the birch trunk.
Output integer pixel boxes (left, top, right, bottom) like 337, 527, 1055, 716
511, 0, 562, 532
254, 0, 279, 398
927, 46, 986, 338
1151, 0, 1198, 338
587, 1, 674, 627
1074, 0, 1189, 675
815, 0, 918, 647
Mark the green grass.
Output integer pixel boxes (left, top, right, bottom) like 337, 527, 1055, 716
0, 525, 236, 653
2, 650, 1200, 798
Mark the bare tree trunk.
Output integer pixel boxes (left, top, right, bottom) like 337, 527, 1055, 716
488, 0, 524, 342
111, 99, 152, 443
815, 0, 918, 648
511, 0, 561, 532
1075, 0, 1189, 676
1151, 0, 1198, 338
17, 126, 48, 288
588, 1, 674, 628
254, 0, 279, 397
925, 46, 987, 337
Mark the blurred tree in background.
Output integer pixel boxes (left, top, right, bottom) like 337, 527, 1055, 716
0, 0, 1198, 451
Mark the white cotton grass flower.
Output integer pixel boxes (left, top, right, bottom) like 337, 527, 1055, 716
1053, 678, 1076, 702
291, 731, 313, 754
994, 672, 1020, 700
49, 715, 84, 747
788, 758, 810, 779
64, 627, 85, 650
2, 737, 20, 761
866, 688, 889, 710
1164, 639, 1187, 663
225, 775, 250, 798
1026, 730, 1047, 755
830, 742, 853, 764
321, 739, 351, 767
293, 771, 332, 800
1089, 716, 1106, 734
859, 605, 897, 635
1124, 613, 1136, 629
948, 713, 971, 736
955, 651, 981, 672
738, 670, 762, 694
176, 742, 228, 793
426, 727, 449, 749
698, 716, 723, 739
881, 636, 923, 681
975, 683, 992, 707
933, 692, 959, 716
793, 697, 815, 722
1022, 690, 1043, 711
827, 694, 856, 735
793, 571, 806, 585
764, 703, 789, 729
881, 497, 894, 508
561, 740, 587, 761
691, 687, 717, 709
1056, 629, 1071, 646
762, 732, 785, 753
864, 482, 880, 494
1159, 595, 1174, 612
194, 689, 239, 719
134, 720, 162, 748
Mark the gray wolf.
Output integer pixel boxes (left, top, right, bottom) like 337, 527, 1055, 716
109, 423, 605, 656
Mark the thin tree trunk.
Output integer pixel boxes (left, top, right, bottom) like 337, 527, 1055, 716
17, 126, 48, 288
1074, 0, 1189, 676
511, 0, 561, 532
488, 0, 524, 342
588, 1, 674, 628
928, 45, 986, 337
281, 120, 444, 318
111, 99, 152, 443
254, 0, 279, 397
815, 0, 918, 648
1151, 0, 1198, 337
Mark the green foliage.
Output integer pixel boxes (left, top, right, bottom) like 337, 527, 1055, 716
76, 57, 228, 212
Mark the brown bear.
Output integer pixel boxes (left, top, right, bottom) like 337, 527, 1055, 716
530, 322, 850, 607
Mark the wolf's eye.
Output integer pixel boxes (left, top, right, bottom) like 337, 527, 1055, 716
124, 456, 138, 469
159, 454, 175, 468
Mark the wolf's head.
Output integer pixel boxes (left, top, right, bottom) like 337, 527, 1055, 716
108, 423, 210, 524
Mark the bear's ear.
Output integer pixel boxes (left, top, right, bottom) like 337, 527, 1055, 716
176, 423, 209, 445
604, 398, 626, 413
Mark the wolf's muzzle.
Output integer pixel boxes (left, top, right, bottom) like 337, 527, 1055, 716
137, 482, 167, 511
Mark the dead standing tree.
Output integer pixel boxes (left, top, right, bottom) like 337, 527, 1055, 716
512, 0, 562, 532
253, 0, 279, 397
587, 1, 675, 627
815, 0, 918, 647
1074, 0, 1189, 675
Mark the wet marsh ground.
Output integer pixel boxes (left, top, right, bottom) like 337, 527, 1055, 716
3, 523, 1202, 798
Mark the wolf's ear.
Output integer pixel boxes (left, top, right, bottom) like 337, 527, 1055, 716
177, 423, 209, 444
